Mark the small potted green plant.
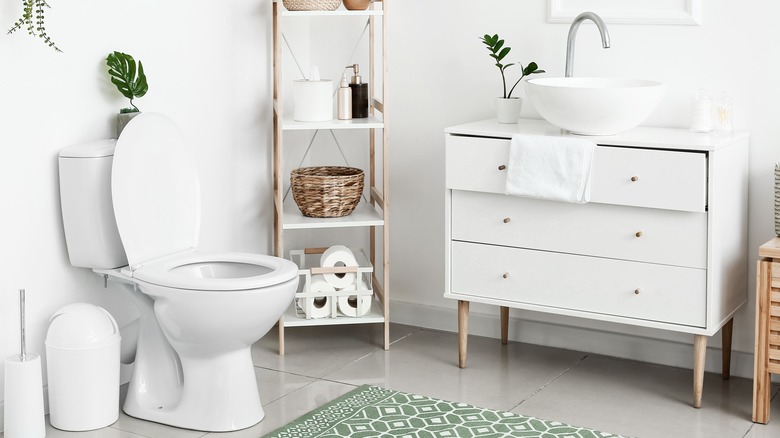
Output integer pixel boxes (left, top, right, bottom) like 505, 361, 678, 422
106, 51, 148, 136
480, 33, 544, 123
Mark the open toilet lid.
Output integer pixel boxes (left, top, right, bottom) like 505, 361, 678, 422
112, 113, 200, 268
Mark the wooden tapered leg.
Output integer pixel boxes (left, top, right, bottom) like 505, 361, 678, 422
458, 300, 469, 368
500, 306, 509, 345
278, 319, 285, 356
721, 317, 733, 380
693, 334, 707, 408
753, 260, 771, 423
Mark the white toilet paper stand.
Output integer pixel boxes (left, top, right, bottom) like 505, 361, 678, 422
290, 247, 375, 320
3, 289, 46, 438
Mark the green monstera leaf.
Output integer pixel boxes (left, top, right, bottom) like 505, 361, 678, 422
106, 51, 148, 112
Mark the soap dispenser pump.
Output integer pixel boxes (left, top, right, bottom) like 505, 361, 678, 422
346, 64, 369, 119
338, 72, 352, 120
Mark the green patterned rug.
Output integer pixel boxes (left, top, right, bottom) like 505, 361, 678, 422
262, 385, 628, 438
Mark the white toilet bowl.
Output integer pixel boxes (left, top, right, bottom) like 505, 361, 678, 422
61, 113, 300, 432
102, 252, 297, 431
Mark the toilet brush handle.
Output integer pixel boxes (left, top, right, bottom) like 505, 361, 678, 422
19, 288, 26, 361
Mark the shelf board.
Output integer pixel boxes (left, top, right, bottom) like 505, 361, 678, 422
279, 9, 383, 17
291, 247, 373, 271
282, 299, 385, 327
283, 197, 384, 230
281, 115, 384, 131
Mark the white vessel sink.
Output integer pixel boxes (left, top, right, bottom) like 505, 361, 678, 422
524, 77, 665, 135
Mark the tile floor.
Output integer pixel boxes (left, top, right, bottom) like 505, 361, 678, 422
3, 324, 779, 438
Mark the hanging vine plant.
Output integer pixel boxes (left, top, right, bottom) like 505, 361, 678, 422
7, 0, 61, 52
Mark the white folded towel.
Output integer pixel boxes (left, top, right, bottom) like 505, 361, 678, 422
504, 134, 596, 204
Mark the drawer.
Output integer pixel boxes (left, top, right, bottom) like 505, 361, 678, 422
591, 146, 707, 213
451, 191, 708, 268
768, 262, 780, 371
451, 241, 706, 327
446, 135, 508, 193
445, 135, 708, 212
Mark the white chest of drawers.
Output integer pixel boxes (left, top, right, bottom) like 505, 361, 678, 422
444, 119, 749, 408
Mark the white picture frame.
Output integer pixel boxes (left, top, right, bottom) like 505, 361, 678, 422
548, 0, 702, 26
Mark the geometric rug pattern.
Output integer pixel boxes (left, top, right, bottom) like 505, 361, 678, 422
262, 384, 630, 438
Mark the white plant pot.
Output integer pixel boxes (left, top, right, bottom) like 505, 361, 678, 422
495, 97, 523, 124
116, 112, 140, 137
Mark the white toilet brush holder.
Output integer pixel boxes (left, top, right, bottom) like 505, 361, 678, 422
3, 289, 46, 438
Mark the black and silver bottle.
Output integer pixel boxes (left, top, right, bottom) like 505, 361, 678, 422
346, 64, 368, 119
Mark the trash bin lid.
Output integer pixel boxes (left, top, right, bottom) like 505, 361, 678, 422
46, 303, 120, 350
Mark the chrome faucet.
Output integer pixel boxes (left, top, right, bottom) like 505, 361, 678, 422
565, 12, 611, 77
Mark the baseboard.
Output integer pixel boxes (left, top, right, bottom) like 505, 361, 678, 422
390, 300, 761, 380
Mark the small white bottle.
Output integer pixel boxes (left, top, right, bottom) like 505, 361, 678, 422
690, 89, 713, 133
338, 72, 352, 120
716, 91, 733, 134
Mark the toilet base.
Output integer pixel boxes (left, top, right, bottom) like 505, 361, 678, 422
113, 280, 266, 432
124, 346, 264, 432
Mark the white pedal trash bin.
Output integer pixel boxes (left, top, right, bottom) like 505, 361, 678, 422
45, 303, 121, 431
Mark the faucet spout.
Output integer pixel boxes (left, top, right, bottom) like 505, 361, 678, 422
565, 11, 610, 77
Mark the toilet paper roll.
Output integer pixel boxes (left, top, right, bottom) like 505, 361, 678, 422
337, 280, 372, 317
297, 274, 335, 319
320, 245, 358, 289
4, 354, 45, 438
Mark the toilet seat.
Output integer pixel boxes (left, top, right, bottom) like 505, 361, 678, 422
131, 250, 298, 291
112, 113, 201, 269
112, 113, 298, 292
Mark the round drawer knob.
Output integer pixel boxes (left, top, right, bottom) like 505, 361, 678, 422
635, 231, 643, 238
634, 288, 642, 295
498, 165, 507, 171
503, 217, 511, 224
502, 272, 510, 279
630, 176, 639, 182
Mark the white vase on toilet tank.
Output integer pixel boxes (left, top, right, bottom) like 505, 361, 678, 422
58, 113, 299, 432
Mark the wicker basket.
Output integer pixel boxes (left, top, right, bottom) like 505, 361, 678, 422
775, 164, 780, 236
282, 0, 341, 11
291, 166, 364, 218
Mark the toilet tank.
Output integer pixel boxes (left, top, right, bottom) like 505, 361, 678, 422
59, 140, 128, 269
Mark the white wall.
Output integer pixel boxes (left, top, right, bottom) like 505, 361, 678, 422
2, 0, 779, 429
388, 0, 780, 376
0, 0, 272, 428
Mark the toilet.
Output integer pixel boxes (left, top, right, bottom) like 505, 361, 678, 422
58, 113, 299, 432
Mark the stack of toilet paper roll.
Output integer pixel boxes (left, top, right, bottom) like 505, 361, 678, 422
296, 245, 372, 319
